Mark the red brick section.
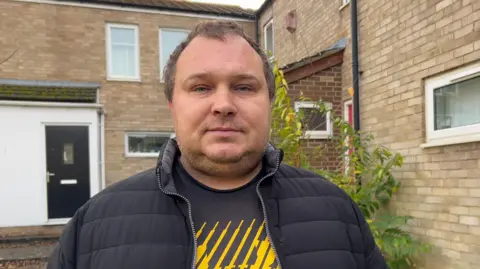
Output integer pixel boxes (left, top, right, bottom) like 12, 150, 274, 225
284, 64, 343, 172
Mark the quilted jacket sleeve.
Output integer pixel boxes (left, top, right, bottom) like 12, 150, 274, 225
351, 201, 390, 269
46, 206, 86, 269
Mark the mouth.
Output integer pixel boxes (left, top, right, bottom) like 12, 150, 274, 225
207, 127, 243, 134
208, 128, 241, 132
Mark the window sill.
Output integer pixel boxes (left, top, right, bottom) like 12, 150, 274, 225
301, 131, 332, 140
339, 2, 350, 11
107, 76, 141, 83
420, 133, 480, 148
126, 153, 159, 158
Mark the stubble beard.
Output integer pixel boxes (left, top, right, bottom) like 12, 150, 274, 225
178, 140, 266, 179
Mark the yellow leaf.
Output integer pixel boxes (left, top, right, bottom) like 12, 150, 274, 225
348, 87, 354, 97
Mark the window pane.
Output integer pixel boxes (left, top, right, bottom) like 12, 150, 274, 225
265, 24, 273, 54
111, 27, 135, 45
434, 76, 480, 130
109, 27, 137, 77
111, 45, 135, 77
128, 135, 170, 154
161, 30, 189, 74
302, 108, 327, 131
63, 143, 74, 165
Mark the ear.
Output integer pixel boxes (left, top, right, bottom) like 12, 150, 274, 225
168, 101, 173, 111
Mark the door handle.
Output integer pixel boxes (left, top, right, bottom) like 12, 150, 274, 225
46, 172, 55, 183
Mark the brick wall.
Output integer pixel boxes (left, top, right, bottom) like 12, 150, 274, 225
258, 0, 353, 100
357, 0, 480, 268
286, 64, 343, 171
0, 0, 256, 185
259, 1, 352, 172
260, 0, 480, 268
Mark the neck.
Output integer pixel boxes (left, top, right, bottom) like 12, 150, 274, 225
179, 155, 263, 191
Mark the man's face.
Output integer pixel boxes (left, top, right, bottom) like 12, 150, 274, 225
169, 34, 271, 175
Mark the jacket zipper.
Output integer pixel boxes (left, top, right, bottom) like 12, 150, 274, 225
255, 152, 283, 269
156, 167, 198, 269
156, 149, 282, 269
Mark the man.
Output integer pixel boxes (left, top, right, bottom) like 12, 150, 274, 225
47, 20, 388, 269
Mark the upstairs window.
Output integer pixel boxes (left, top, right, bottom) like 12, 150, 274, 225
106, 23, 140, 81
159, 29, 189, 81
264, 19, 274, 60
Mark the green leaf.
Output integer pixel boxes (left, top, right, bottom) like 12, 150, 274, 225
268, 56, 432, 268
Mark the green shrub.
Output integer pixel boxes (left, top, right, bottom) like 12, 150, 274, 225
270, 61, 432, 269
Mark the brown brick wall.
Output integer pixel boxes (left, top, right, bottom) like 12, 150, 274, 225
286, 64, 343, 172
258, 0, 353, 100
357, 0, 480, 268
260, 0, 480, 268
0, 0, 256, 185
259, 1, 352, 171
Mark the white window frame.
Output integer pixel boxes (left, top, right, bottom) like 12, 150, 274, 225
423, 61, 480, 148
106, 23, 140, 81
294, 101, 333, 139
159, 28, 190, 82
125, 132, 175, 157
263, 19, 274, 61
340, 0, 350, 10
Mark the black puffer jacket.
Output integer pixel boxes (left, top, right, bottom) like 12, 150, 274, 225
47, 140, 388, 269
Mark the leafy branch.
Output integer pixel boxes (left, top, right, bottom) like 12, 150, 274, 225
269, 58, 433, 269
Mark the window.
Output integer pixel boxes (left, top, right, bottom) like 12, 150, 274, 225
294, 101, 333, 139
264, 19, 274, 60
423, 61, 480, 147
159, 29, 189, 81
63, 143, 74, 165
106, 23, 140, 81
340, 0, 350, 10
125, 132, 175, 157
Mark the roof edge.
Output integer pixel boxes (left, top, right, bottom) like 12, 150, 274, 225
63, 0, 257, 20
255, 0, 273, 16
282, 49, 344, 84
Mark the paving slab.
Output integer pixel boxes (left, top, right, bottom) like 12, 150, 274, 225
0, 244, 54, 262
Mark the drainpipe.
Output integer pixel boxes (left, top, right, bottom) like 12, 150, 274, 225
98, 108, 106, 190
255, 0, 273, 43
351, 0, 360, 132
350, 0, 362, 188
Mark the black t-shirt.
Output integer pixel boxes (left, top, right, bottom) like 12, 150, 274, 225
174, 158, 279, 269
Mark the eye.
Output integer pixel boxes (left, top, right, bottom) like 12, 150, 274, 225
235, 85, 253, 92
193, 86, 209, 92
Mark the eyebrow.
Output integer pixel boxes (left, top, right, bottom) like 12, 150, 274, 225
183, 72, 262, 86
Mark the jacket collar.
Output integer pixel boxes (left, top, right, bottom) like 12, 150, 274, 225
156, 138, 283, 193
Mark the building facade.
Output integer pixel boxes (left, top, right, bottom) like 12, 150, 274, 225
258, 0, 480, 268
0, 0, 256, 230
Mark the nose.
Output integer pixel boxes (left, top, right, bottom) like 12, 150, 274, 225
211, 86, 237, 116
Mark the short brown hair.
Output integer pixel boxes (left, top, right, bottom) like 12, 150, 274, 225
162, 19, 275, 102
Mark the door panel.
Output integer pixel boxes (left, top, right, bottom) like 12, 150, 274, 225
46, 125, 90, 219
